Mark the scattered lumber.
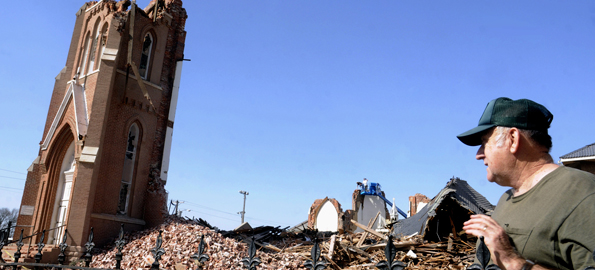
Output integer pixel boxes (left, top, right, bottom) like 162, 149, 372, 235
356, 212, 380, 247
350, 219, 387, 240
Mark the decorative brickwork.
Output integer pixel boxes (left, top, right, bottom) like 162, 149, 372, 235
15, 0, 187, 252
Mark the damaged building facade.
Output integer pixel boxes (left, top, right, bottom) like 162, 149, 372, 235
307, 177, 494, 242
392, 177, 494, 242
15, 0, 187, 249
307, 197, 345, 232
307, 181, 395, 234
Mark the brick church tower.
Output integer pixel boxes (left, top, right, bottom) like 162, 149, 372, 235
15, 0, 187, 248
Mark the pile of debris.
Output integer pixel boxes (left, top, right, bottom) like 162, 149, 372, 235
272, 230, 477, 269
90, 216, 304, 269
90, 216, 478, 270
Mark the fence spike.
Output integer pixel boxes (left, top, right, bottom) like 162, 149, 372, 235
34, 230, 46, 264
191, 235, 210, 270
0, 232, 5, 264
58, 229, 69, 265
304, 237, 327, 270
13, 229, 24, 264
150, 230, 165, 270
375, 235, 405, 270
467, 236, 501, 270
115, 224, 126, 270
241, 236, 261, 270
5, 221, 11, 246
83, 227, 95, 267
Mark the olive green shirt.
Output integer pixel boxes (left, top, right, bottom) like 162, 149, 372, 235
491, 166, 595, 270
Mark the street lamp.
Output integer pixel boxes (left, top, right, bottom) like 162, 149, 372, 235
238, 190, 249, 224
178, 209, 191, 217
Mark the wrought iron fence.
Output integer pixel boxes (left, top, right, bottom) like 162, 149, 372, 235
0, 222, 15, 248
1, 222, 66, 263
0, 225, 503, 270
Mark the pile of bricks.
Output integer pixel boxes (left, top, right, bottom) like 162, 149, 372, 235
90, 217, 305, 269
89, 216, 477, 269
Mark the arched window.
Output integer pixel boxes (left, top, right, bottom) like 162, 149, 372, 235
138, 33, 153, 79
87, 20, 101, 74
99, 23, 109, 61
118, 123, 139, 214
78, 32, 91, 77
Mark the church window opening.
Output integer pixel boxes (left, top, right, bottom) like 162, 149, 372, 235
138, 33, 153, 79
118, 123, 139, 214
99, 23, 109, 60
78, 33, 91, 77
87, 20, 101, 74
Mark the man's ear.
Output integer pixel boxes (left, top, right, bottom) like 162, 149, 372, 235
509, 128, 520, 153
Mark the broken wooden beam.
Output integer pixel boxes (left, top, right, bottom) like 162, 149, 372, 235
350, 219, 387, 240
356, 211, 380, 247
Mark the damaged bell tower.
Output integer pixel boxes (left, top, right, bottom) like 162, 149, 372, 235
15, 0, 187, 248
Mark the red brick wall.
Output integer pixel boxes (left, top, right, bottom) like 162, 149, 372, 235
307, 197, 343, 229
409, 193, 430, 216
16, 0, 188, 247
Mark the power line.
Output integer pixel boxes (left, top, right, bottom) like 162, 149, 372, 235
186, 209, 239, 222
0, 175, 26, 181
182, 200, 292, 227
0, 186, 23, 190
0, 168, 27, 175
184, 201, 238, 217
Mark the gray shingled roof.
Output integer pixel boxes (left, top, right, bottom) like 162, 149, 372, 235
391, 177, 494, 238
287, 220, 308, 233
560, 143, 595, 160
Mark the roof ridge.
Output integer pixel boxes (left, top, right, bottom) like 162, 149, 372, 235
560, 142, 595, 159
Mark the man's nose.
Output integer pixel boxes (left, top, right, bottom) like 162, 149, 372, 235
475, 145, 485, 160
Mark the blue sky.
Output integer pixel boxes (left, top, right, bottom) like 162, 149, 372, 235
1, 1, 595, 230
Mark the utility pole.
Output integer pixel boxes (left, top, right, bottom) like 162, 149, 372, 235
238, 190, 249, 224
174, 200, 179, 216
170, 200, 184, 216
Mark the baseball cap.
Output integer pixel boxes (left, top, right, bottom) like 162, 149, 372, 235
457, 97, 553, 146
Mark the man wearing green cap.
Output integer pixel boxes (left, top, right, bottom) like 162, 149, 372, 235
458, 97, 595, 270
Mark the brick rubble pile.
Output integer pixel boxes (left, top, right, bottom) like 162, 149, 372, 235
90, 217, 305, 269
90, 216, 478, 270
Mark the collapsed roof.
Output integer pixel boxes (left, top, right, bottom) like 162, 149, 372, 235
392, 177, 494, 242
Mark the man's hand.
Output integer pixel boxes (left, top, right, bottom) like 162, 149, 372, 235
463, 214, 525, 270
